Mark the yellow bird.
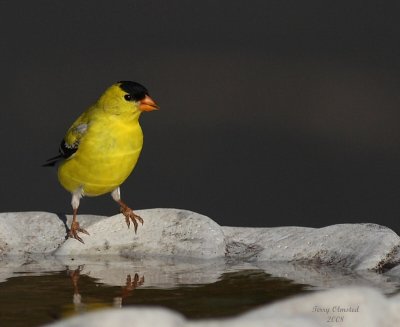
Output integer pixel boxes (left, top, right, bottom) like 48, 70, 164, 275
44, 81, 159, 243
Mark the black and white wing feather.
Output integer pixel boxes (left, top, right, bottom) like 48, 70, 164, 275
42, 123, 88, 167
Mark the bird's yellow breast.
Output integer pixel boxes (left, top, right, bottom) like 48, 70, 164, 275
58, 113, 143, 196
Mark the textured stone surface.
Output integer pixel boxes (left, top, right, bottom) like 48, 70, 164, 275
0, 212, 65, 255
2, 210, 400, 326
223, 223, 400, 270
384, 264, 400, 279
0, 210, 399, 271
55, 209, 226, 259
43, 287, 400, 327
237, 287, 400, 327
1, 210, 400, 272
42, 307, 186, 327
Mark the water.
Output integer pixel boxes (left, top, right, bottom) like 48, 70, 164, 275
0, 257, 312, 327
2, 255, 400, 327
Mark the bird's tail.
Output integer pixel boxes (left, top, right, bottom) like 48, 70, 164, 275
42, 154, 63, 167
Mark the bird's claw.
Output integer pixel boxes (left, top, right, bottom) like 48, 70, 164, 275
126, 273, 145, 290
120, 207, 144, 233
69, 221, 90, 243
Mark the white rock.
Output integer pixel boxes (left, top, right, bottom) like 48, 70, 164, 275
0, 212, 65, 255
2, 210, 399, 272
55, 209, 226, 259
189, 316, 322, 327
42, 307, 185, 327
382, 262, 400, 281
238, 287, 400, 327
223, 223, 400, 270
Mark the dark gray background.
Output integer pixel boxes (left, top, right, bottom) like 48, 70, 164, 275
2, 1, 400, 231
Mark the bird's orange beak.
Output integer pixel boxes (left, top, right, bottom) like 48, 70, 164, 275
139, 95, 159, 111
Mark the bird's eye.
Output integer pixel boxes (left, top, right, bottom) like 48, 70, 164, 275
124, 94, 132, 101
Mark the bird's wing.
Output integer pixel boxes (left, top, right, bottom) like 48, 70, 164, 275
42, 111, 90, 167
60, 122, 88, 157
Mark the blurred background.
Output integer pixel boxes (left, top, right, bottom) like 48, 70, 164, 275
2, 0, 400, 231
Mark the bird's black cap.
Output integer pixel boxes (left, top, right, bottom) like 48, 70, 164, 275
118, 81, 148, 101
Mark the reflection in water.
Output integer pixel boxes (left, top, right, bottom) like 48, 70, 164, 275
1, 256, 399, 326
68, 265, 85, 314
0, 263, 311, 327
66, 265, 145, 312
117, 273, 145, 307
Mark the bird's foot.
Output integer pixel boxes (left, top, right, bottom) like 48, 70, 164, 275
121, 273, 144, 299
69, 221, 90, 243
120, 206, 144, 233
125, 273, 145, 291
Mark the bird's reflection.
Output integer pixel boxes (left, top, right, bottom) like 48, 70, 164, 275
66, 265, 144, 312
67, 265, 85, 313
114, 273, 145, 308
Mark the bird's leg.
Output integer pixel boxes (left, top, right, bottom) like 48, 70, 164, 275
68, 265, 84, 296
69, 209, 89, 243
68, 190, 89, 243
67, 265, 85, 311
111, 187, 144, 233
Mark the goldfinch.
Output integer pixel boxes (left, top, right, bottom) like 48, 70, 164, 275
44, 81, 159, 243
